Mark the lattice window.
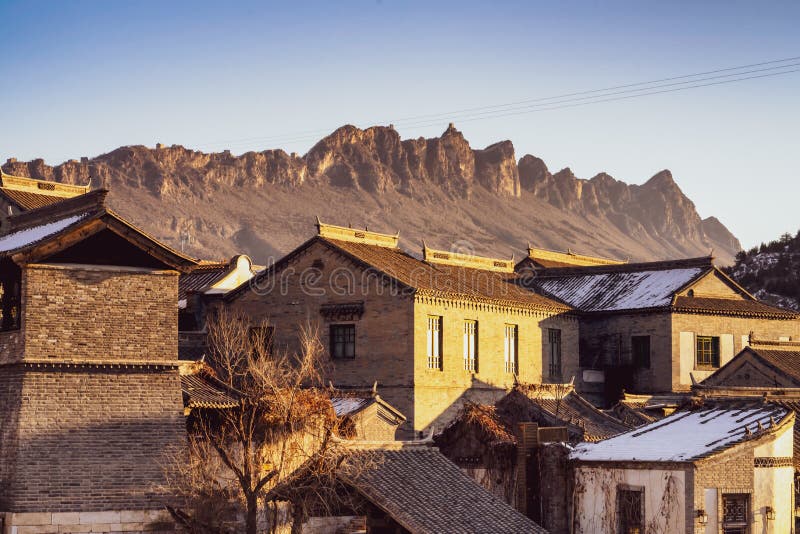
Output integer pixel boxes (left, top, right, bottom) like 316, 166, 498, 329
696, 336, 720, 368
504, 324, 518, 374
427, 316, 442, 370
463, 320, 477, 372
617, 488, 644, 534
548, 328, 562, 379
330, 324, 356, 359
722, 493, 749, 534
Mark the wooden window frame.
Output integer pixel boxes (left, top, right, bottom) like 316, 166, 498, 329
631, 335, 651, 369
329, 323, 356, 360
547, 328, 562, 379
721, 493, 750, 534
616, 485, 645, 534
463, 320, 478, 372
696, 335, 721, 369
427, 316, 442, 370
504, 324, 518, 374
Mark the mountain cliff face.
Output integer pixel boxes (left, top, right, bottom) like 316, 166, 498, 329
2, 124, 741, 265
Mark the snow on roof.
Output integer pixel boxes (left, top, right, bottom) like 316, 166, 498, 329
536, 267, 705, 312
570, 404, 789, 462
0, 213, 90, 253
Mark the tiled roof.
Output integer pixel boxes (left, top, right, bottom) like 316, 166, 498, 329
181, 373, 239, 409
571, 401, 792, 462
347, 447, 546, 534
179, 267, 229, 300
332, 396, 374, 417
534, 262, 708, 312
0, 189, 198, 271
0, 188, 67, 210
497, 385, 631, 442
0, 211, 91, 253
322, 237, 570, 311
748, 348, 800, 383
673, 296, 798, 318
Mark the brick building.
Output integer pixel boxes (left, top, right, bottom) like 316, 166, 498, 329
226, 221, 578, 436
571, 401, 796, 534
525, 255, 800, 404
0, 189, 198, 533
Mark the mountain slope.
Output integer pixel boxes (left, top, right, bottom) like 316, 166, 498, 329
2, 124, 740, 265
726, 231, 800, 310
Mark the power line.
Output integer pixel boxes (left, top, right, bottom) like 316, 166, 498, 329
392, 63, 800, 129
191, 56, 800, 151
381, 55, 800, 123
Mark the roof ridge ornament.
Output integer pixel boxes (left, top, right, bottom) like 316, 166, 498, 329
422, 243, 515, 273
316, 218, 399, 248
526, 245, 626, 267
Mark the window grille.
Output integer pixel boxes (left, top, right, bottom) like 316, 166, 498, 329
722, 493, 749, 534
696, 336, 720, 368
427, 316, 442, 370
617, 488, 644, 534
463, 320, 477, 372
548, 328, 562, 379
330, 324, 356, 359
504, 324, 518, 374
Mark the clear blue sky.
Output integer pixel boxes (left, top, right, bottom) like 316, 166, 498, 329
1, 0, 798, 249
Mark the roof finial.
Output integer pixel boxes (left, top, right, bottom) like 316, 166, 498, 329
372, 381, 378, 394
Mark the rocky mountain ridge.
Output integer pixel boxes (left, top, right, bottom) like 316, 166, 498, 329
2, 124, 741, 265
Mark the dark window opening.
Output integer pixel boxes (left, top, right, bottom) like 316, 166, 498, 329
696, 335, 720, 368
248, 326, 274, 358
0, 260, 21, 332
548, 328, 562, 379
631, 336, 651, 369
722, 493, 749, 534
330, 324, 356, 359
617, 488, 644, 534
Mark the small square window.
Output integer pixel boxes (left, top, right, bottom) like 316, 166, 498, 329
696, 336, 720, 368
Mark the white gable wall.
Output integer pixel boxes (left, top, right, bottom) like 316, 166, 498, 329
573, 466, 686, 533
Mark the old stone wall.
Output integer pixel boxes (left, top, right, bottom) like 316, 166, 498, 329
0, 368, 23, 510
671, 313, 800, 388
536, 442, 570, 534
21, 264, 178, 363
1, 365, 185, 513
577, 312, 672, 394
1, 509, 175, 534
412, 297, 576, 432
230, 240, 416, 432
0, 331, 22, 366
